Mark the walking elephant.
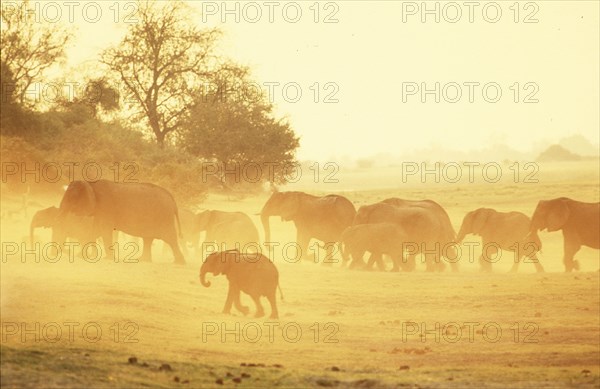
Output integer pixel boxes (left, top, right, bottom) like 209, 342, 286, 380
200, 249, 282, 319
30, 206, 60, 246
354, 200, 457, 271
196, 210, 260, 253
30, 206, 96, 252
341, 223, 408, 271
457, 208, 544, 273
529, 197, 599, 272
260, 191, 356, 262
382, 198, 456, 243
58, 180, 185, 264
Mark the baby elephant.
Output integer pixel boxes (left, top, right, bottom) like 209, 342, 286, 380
199, 250, 282, 319
341, 223, 407, 271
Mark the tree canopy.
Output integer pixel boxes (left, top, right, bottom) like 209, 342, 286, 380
0, 0, 72, 105
2, 0, 300, 198
101, 1, 220, 147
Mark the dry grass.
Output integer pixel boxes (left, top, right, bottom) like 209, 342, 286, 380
1, 160, 598, 388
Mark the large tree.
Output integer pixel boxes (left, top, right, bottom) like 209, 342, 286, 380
181, 66, 300, 187
101, 0, 220, 147
0, 0, 72, 105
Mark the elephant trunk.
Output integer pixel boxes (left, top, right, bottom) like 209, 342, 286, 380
456, 222, 469, 243
199, 264, 211, 287
525, 230, 543, 252
529, 208, 544, 233
29, 221, 35, 247
261, 213, 271, 245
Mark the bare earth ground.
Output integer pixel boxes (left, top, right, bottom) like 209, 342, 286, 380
1, 161, 599, 388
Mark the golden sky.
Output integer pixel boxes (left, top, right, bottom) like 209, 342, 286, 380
41, 1, 600, 160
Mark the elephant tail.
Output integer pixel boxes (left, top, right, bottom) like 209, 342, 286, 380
278, 285, 284, 301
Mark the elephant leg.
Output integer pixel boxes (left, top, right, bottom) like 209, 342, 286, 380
373, 252, 386, 271
233, 291, 249, 315
479, 254, 492, 273
163, 231, 185, 265
563, 240, 581, 272
364, 252, 378, 270
180, 240, 190, 258
141, 237, 153, 262
365, 252, 375, 270
423, 242, 443, 272
100, 229, 115, 261
445, 244, 460, 272
251, 294, 265, 318
348, 254, 357, 269
337, 242, 345, 266
223, 284, 235, 314
478, 241, 496, 272
403, 253, 417, 272
528, 255, 545, 273
266, 291, 278, 319
322, 242, 337, 266
365, 252, 385, 271
390, 254, 402, 272
424, 256, 436, 272
348, 251, 364, 270
509, 253, 521, 273
296, 231, 312, 262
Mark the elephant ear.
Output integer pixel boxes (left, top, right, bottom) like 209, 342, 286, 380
546, 199, 570, 232
471, 208, 492, 234
219, 250, 239, 274
355, 205, 373, 224
61, 181, 96, 216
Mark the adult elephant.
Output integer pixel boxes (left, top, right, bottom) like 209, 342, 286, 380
382, 198, 456, 241
196, 210, 260, 253
354, 202, 452, 271
355, 199, 458, 271
58, 180, 185, 264
457, 208, 544, 273
529, 197, 599, 272
260, 191, 356, 262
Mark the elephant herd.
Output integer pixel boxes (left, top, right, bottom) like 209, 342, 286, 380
29, 180, 599, 318
260, 191, 599, 274
31, 180, 599, 274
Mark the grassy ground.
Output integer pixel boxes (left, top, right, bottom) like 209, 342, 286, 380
1, 160, 599, 388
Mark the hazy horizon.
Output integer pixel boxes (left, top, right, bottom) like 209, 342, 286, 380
40, 1, 600, 161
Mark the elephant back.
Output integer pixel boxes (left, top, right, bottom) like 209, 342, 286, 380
322, 195, 356, 227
